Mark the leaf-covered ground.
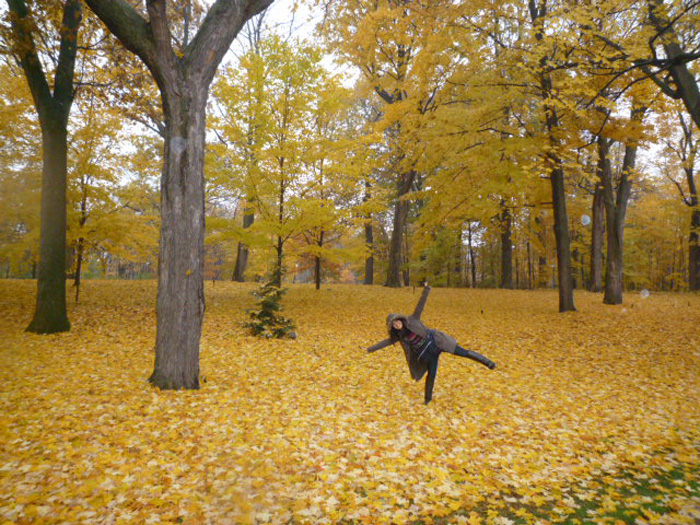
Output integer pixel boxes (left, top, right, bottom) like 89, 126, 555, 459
0, 280, 698, 524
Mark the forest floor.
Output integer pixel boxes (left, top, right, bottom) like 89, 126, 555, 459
0, 280, 698, 524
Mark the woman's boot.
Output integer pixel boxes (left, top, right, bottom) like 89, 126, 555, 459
454, 346, 496, 369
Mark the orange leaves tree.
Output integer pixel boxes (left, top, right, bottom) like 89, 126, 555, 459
213, 34, 358, 288
84, 0, 273, 390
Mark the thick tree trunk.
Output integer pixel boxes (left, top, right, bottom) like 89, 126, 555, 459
232, 204, 254, 282
386, 170, 415, 287
27, 120, 71, 333
690, 207, 700, 290
589, 183, 605, 292
500, 203, 513, 289
685, 143, 699, 290
550, 163, 576, 311
600, 109, 642, 305
599, 136, 623, 304
149, 88, 208, 390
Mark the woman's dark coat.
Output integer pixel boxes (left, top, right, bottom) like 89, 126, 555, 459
366, 286, 457, 381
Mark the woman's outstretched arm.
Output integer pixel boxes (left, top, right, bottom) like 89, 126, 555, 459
412, 284, 431, 319
367, 338, 394, 353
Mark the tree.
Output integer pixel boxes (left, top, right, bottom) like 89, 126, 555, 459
598, 106, 648, 304
527, 0, 576, 312
320, 0, 458, 287
211, 18, 269, 283
85, 0, 273, 390
5, 0, 84, 333
66, 93, 131, 301
214, 35, 354, 288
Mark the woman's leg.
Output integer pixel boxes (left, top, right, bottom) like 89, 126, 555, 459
453, 345, 496, 369
424, 354, 440, 405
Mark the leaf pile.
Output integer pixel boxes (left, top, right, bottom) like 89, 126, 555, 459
0, 281, 698, 524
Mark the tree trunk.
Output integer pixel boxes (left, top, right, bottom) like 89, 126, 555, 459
599, 136, 623, 304
74, 237, 85, 303
589, 183, 605, 292
683, 129, 699, 290
454, 230, 463, 287
601, 108, 643, 305
500, 203, 513, 289
386, 170, 415, 287
363, 181, 374, 285
150, 88, 208, 390
527, 239, 533, 289
232, 204, 254, 281
690, 204, 700, 291
364, 220, 374, 285
27, 120, 71, 333
314, 230, 324, 290
273, 236, 284, 288
550, 163, 576, 311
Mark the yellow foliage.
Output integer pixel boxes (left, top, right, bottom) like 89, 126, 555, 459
0, 281, 698, 523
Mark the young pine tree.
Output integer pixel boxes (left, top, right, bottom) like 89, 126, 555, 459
246, 267, 296, 339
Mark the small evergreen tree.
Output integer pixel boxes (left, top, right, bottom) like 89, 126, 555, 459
245, 267, 296, 338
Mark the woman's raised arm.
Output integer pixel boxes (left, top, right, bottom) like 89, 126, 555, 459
412, 285, 431, 319
367, 338, 394, 353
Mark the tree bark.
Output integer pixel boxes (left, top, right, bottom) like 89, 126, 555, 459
28, 119, 73, 332
232, 204, 254, 281
363, 180, 374, 285
454, 230, 463, 287
589, 183, 605, 292
85, 0, 273, 390
364, 221, 374, 285
598, 136, 623, 304
677, 115, 700, 290
74, 237, 85, 303
500, 203, 513, 289
550, 162, 576, 310
7, 0, 83, 334
314, 229, 324, 290
386, 170, 416, 287
690, 205, 700, 290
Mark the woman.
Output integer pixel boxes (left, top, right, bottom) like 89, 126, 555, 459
367, 285, 496, 405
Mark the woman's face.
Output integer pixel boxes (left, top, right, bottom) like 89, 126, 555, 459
392, 319, 403, 330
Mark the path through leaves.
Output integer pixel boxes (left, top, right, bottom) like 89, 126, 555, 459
0, 281, 698, 524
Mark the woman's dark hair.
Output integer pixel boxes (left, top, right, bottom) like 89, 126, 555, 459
390, 324, 405, 339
